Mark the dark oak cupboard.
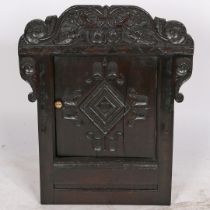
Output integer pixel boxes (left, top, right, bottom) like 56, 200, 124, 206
18, 5, 194, 205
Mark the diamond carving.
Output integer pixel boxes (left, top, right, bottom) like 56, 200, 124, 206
80, 81, 129, 134
95, 96, 116, 119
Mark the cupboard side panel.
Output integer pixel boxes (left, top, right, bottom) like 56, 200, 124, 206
37, 56, 55, 203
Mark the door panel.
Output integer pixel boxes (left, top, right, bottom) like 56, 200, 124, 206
55, 55, 157, 158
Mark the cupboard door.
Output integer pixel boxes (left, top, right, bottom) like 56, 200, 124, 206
55, 55, 157, 158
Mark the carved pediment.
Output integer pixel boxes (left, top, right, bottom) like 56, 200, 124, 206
19, 5, 194, 54
19, 5, 194, 103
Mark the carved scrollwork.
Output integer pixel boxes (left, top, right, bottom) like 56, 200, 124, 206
88, 29, 122, 44
89, 30, 106, 44
164, 21, 187, 44
56, 18, 80, 44
23, 16, 57, 44
20, 57, 37, 102
174, 57, 193, 102
154, 17, 192, 45
19, 5, 194, 54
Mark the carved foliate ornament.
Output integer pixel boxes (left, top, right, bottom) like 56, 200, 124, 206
19, 6, 194, 55
19, 6, 194, 104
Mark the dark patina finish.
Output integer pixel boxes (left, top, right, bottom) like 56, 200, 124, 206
18, 5, 194, 205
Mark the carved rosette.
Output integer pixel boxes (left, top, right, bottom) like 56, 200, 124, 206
19, 5, 194, 53
174, 57, 193, 102
20, 57, 38, 102
23, 16, 57, 44
154, 18, 191, 45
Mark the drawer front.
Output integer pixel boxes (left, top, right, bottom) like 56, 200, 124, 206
54, 55, 157, 158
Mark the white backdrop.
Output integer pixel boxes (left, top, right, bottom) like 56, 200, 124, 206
0, 0, 210, 210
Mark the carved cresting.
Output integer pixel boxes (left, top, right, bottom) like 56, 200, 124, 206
19, 5, 194, 104
19, 5, 194, 53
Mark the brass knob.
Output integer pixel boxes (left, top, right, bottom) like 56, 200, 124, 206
54, 100, 63, 109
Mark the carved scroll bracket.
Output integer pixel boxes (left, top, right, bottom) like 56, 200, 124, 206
174, 57, 193, 103
20, 57, 38, 102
